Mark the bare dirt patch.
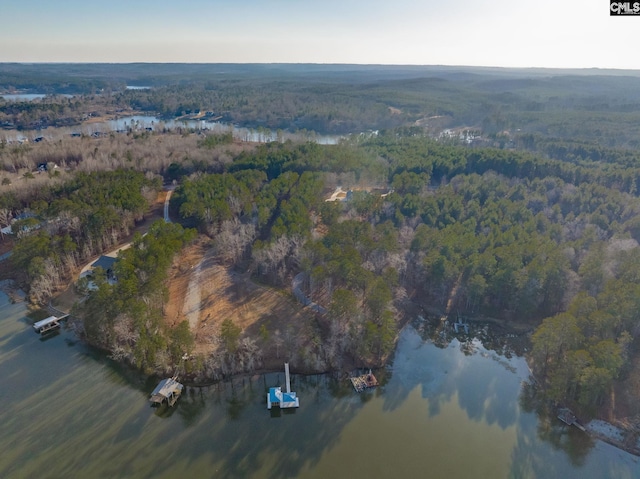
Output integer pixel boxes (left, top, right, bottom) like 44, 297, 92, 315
165, 242, 317, 361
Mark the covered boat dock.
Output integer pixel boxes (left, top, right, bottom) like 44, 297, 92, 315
33, 315, 68, 334
267, 363, 299, 409
149, 377, 184, 407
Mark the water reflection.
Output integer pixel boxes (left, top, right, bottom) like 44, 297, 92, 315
383, 327, 522, 433
0, 115, 345, 145
1, 296, 639, 478
518, 381, 594, 466
38, 330, 61, 341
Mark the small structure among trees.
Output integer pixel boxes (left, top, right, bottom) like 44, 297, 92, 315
89, 255, 118, 281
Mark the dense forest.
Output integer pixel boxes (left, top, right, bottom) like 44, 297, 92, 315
1, 64, 640, 418
3, 127, 640, 406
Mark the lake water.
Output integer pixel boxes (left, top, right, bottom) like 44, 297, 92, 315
1, 93, 74, 101
103, 116, 344, 145
0, 115, 345, 145
0, 292, 637, 478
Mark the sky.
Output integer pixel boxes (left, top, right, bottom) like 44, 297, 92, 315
1, 0, 638, 69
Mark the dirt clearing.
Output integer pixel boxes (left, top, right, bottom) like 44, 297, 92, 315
165, 241, 317, 358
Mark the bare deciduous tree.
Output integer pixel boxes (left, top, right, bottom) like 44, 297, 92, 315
0, 208, 12, 240
214, 219, 256, 264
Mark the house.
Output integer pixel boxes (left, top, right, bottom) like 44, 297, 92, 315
1, 211, 40, 236
89, 255, 118, 280
78, 255, 119, 290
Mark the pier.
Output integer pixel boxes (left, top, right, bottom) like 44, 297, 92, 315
452, 314, 469, 334
267, 363, 299, 409
350, 370, 378, 393
557, 408, 586, 432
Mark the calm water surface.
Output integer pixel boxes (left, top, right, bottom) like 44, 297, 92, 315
1, 93, 74, 101
104, 116, 344, 144
0, 292, 637, 478
0, 116, 344, 145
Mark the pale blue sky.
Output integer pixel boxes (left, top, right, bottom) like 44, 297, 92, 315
0, 0, 637, 69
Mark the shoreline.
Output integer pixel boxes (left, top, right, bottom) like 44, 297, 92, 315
29, 276, 640, 459
584, 419, 640, 457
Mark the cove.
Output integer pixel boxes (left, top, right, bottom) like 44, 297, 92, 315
0, 292, 637, 478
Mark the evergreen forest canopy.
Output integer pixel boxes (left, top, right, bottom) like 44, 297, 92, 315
1, 63, 640, 412
2, 127, 640, 395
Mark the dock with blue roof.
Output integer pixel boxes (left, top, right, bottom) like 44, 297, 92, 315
267, 363, 299, 409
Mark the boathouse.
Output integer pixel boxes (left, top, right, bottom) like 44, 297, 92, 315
33, 315, 64, 334
149, 377, 184, 407
267, 363, 299, 409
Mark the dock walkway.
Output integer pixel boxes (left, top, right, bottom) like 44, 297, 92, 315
557, 408, 586, 432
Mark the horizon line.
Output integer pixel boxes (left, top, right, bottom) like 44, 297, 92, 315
1, 61, 639, 73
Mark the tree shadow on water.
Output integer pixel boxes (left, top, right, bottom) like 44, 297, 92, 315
140, 371, 370, 479
382, 327, 521, 432
508, 413, 597, 478
175, 387, 208, 425
511, 381, 595, 475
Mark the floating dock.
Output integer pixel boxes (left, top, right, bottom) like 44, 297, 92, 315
557, 408, 586, 432
33, 314, 68, 334
350, 370, 378, 392
150, 377, 184, 407
452, 315, 469, 334
267, 363, 299, 409
453, 321, 469, 334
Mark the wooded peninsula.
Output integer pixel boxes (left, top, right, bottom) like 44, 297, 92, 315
2, 64, 640, 430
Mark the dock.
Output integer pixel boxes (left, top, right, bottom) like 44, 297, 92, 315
350, 370, 378, 393
557, 408, 586, 432
33, 314, 69, 334
267, 363, 299, 409
452, 315, 469, 334
149, 377, 184, 407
